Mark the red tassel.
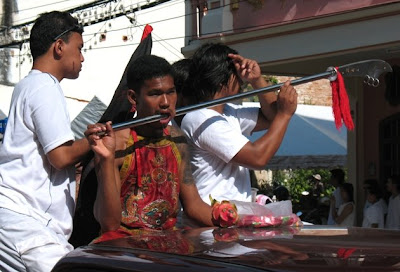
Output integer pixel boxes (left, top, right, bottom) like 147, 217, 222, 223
330, 67, 354, 131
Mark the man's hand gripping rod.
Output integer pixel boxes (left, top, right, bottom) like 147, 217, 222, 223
107, 59, 392, 132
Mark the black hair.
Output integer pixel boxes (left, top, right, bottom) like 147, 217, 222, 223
367, 185, 382, 200
330, 168, 345, 184
273, 186, 290, 201
127, 55, 174, 93
172, 58, 191, 95
363, 179, 378, 189
340, 183, 354, 202
188, 43, 238, 102
30, 11, 83, 61
389, 175, 400, 192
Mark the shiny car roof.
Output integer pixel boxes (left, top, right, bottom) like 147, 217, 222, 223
53, 225, 400, 272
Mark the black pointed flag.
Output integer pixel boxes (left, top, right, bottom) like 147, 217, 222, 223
99, 24, 153, 123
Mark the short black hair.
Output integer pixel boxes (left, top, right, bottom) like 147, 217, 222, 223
367, 185, 382, 199
30, 11, 83, 60
172, 58, 191, 95
127, 55, 174, 93
273, 185, 289, 201
389, 175, 400, 192
188, 43, 238, 102
340, 183, 354, 202
363, 179, 378, 189
330, 168, 345, 184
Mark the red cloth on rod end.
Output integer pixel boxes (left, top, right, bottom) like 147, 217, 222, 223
330, 67, 355, 131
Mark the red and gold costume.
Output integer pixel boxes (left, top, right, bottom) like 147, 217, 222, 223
119, 129, 181, 230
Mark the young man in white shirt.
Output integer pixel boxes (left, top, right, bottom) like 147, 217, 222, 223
181, 43, 298, 204
0, 11, 103, 271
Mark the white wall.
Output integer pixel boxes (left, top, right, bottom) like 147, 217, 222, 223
0, 0, 186, 120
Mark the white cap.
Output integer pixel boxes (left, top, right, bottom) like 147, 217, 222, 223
313, 174, 321, 180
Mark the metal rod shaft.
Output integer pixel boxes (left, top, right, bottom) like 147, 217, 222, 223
111, 69, 335, 131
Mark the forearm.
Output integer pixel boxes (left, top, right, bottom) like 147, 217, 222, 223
253, 77, 277, 122
184, 201, 214, 227
47, 137, 91, 170
234, 112, 291, 169
331, 205, 339, 223
94, 157, 122, 232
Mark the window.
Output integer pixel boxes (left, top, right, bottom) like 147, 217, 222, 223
380, 113, 400, 183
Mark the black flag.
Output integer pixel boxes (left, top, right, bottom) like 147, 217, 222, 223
99, 24, 153, 123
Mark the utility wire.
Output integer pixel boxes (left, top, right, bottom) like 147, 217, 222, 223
0, 0, 171, 48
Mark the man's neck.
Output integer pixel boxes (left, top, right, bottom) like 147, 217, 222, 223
32, 56, 63, 82
135, 126, 166, 139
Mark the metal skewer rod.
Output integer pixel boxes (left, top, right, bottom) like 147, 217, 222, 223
111, 69, 336, 131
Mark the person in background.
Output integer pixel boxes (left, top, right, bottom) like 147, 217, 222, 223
181, 43, 298, 205
273, 186, 290, 201
385, 175, 400, 230
311, 174, 325, 199
327, 169, 345, 225
362, 185, 385, 228
331, 183, 355, 227
0, 11, 98, 271
363, 179, 387, 225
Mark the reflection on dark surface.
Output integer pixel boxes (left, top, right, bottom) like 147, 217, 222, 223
60, 226, 400, 271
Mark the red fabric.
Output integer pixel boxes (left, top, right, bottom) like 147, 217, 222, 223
119, 129, 180, 230
141, 24, 153, 41
337, 248, 356, 259
330, 67, 354, 131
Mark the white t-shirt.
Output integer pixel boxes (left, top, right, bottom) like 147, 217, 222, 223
386, 195, 400, 230
181, 103, 259, 204
327, 187, 343, 225
364, 198, 388, 216
336, 202, 355, 227
0, 70, 76, 239
362, 201, 385, 228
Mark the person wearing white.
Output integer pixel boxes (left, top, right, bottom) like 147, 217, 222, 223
362, 185, 385, 228
327, 169, 345, 225
385, 176, 400, 230
386, 195, 400, 229
362, 202, 385, 228
331, 183, 355, 227
336, 202, 355, 227
182, 104, 258, 203
180, 43, 298, 205
0, 11, 98, 271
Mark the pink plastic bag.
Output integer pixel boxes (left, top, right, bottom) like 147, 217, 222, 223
231, 200, 302, 228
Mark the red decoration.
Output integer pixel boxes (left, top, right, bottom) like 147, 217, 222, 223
141, 24, 153, 41
210, 195, 239, 228
330, 67, 354, 130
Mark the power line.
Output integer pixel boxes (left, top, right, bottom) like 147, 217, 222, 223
0, 0, 83, 17
1, 0, 272, 55
0, 0, 171, 48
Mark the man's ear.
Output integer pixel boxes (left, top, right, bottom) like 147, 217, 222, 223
53, 40, 64, 58
127, 89, 137, 106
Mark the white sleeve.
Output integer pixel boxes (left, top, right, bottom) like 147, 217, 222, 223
28, 84, 75, 154
182, 110, 249, 163
226, 104, 259, 136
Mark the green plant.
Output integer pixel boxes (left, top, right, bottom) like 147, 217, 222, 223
270, 168, 336, 205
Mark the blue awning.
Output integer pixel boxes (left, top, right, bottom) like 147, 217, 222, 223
246, 103, 347, 169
